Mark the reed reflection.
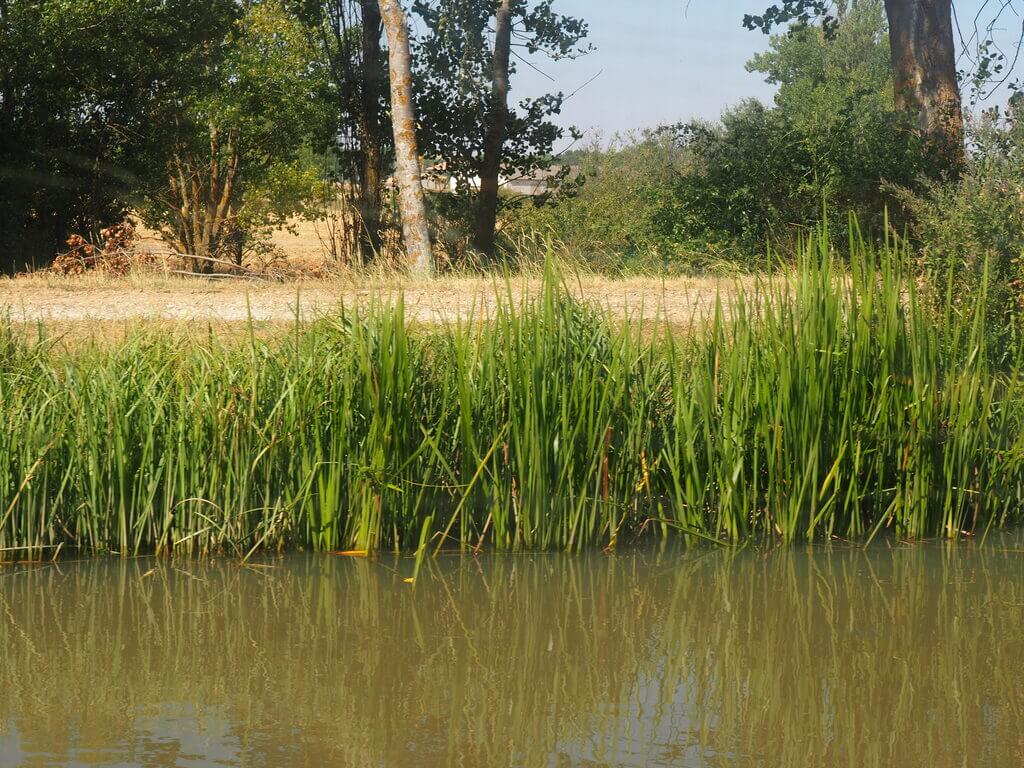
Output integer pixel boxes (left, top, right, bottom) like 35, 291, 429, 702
1, 539, 1022, 767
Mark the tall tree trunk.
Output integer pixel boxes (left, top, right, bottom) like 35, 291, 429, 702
0, 0, 13, 272
884, 0, 964, 173
472, 0, 513, 259
379, 0, 433, 276
359, 0, 385, 261
0, 0, 12, 134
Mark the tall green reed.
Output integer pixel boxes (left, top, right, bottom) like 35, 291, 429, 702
2, 227, 1023, 557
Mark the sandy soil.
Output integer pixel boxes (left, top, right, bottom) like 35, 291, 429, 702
0, 271, 746, 327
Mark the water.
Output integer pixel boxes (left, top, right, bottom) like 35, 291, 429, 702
2, 539, 1023, 768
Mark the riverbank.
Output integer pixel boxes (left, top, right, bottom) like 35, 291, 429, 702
2, 238, 1022, 558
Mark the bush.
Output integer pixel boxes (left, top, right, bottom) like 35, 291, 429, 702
503, 133, 721, 273
893, 104, 1024, 343
505, 1, 925, 271
674, 0, 921, 251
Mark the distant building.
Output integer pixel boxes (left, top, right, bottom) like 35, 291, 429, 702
498, 165, 578, 197
387, 161, 578, 197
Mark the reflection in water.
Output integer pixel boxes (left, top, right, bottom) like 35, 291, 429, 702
2, 538, 1023, 767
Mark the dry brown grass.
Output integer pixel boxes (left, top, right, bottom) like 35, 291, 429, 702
1, 270, 746, 328
4, 215, 759, 336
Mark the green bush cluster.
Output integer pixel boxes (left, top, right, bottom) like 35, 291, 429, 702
506, 0, 923, 271
503, 133, 710, 273
893, 103, 1024, 345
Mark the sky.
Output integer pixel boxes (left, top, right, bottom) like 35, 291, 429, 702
511, 0, 778, 138
493, 0, 1023, 144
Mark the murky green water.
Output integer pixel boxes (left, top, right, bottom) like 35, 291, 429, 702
2, 539, 1023, 767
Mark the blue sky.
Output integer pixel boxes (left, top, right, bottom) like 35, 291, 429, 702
511, 0, 777, 137
494, 0, 1022, 142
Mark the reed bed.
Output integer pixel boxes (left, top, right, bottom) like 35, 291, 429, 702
2, 229, 1023, 557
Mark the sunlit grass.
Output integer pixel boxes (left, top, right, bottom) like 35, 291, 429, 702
2, 226, 1022, 558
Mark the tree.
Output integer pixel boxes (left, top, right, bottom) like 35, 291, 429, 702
139, 1, 331, 271
745, 0, 963, 174
742, 0, 922, 229
0, 0, 331, 273
518, 5, 910, 264
508, 2, 930, 264
379, 0, 434, 275
0, 0, 238, 272
883, 0, 962, 169
474, 0, 513, 256
312, 0, 392, 261
412, 0, 590, 261
358, 0, 389, 258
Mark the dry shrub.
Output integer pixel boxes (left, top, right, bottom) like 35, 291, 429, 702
51, 223, 149, 276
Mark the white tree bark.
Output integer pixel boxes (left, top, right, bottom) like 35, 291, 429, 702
379, 0, 433, 276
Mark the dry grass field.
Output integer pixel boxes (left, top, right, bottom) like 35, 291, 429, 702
2, 217, 750, 329
0, 270, 743, 327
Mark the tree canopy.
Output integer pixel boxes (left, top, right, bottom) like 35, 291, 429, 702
0, 0, 238, 270
411, 0, 589, 193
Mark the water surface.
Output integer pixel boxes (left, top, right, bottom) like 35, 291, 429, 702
2, 539, 1023, 767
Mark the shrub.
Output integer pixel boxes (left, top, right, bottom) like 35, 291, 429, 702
503, 133, 716, 273
505, 1, 924, 271
673, 0, 921, 252
892, 104, 1024, 344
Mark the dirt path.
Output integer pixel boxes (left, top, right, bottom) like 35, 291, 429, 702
0, 274, 745, 326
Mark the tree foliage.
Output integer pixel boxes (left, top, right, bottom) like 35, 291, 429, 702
0, 0, 330, 271
510, 1, 922, 266
0, 0, 236, 270
675, 1, 920, 247
138, 0, 331, 266
743, 0, 836, 36
410, 0, 589, 198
